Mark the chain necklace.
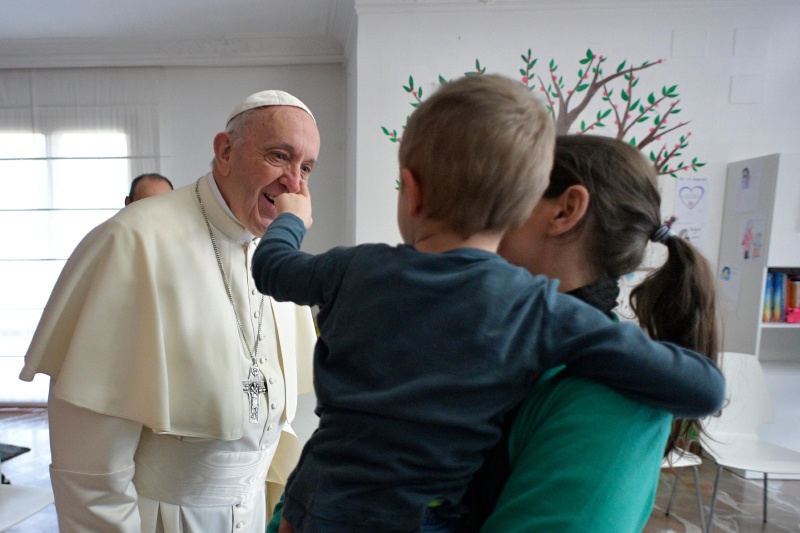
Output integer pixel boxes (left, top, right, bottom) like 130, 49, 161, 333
196, 179, 267, 423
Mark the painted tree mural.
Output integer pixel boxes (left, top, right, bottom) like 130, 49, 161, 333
382, 48, 705, 178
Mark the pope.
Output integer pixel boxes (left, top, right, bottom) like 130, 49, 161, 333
20, 89, 320, 533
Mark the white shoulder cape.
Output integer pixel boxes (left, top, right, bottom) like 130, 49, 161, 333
20, 175, 315, 441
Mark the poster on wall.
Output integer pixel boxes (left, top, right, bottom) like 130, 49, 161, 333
671, 222, 706, 251
674, 176, 710, 223
738, 215, 767, 262
616, 271, 649, 323
734, 159, 762, 213
718, 264, 741, 312
672, 175, 710, 253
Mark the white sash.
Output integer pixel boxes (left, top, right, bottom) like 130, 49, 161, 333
132, 430, 278, 507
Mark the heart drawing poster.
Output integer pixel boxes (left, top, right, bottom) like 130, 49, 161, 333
671, 176, 711, 253
679, 186, 704, 209
673, 176, 710, 224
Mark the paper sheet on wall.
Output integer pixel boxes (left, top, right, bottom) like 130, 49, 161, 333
670, 221, 707, 251
674, 176, 710, 223
738, 215, 766, 263
718, 264, 741, 312
672, 176, 710, 253
733, 159, 762, 213
616, 271, 649, 323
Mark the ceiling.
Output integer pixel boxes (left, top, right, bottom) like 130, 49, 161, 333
1, 0, 793, 69
0, 0, 356, 68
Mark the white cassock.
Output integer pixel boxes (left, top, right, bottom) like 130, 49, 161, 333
20, 173, 316, 533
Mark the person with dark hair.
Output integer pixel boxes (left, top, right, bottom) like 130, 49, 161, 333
255, 77, 723, 533
20, 90, 320, 533
124, 172, 174, 205
462, 134, 721, 532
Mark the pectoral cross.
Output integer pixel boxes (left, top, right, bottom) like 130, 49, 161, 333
243, 365, 267, 423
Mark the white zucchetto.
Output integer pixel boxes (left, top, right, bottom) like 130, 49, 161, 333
227, 90, 315, 124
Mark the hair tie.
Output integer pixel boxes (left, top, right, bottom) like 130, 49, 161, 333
650, 224, 674, 244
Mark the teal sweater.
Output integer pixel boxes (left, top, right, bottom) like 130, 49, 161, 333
480, 367, 670, 532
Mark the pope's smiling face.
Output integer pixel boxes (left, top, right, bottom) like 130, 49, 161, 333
213, 105, 320, 236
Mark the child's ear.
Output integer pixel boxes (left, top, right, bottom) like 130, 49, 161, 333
400, 168, 425, 216
549, 184, 590, 236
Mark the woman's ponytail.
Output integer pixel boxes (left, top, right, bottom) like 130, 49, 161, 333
631, 231, 720, 452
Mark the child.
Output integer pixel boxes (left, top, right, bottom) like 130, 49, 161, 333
253, 74, 724, 533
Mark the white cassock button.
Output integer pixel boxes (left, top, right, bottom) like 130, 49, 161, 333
268, 424, 274, 431
268, 377, 276, 385
251, 289, 258, 295
254, 311, 260, 318
259, 357, 266, 364
260, 445, 267, 450
259, 333, 265, 340
235, 503, 242, 508
271, 402, 278, 410
236, 522, 244, 529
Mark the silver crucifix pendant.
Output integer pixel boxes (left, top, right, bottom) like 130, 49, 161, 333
242, 365, 267, 423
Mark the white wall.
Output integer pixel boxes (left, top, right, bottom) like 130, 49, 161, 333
0, 63, 347, 405
158, 64, 348, 254
352, 2, 800, 267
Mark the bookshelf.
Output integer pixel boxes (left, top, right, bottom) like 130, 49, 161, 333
717, 153, 800, 362
716, 153, 800, 466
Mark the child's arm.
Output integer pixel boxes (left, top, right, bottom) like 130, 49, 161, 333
252, 205, 351, 308
529, 286, 724, 419
564, 326, 724, 419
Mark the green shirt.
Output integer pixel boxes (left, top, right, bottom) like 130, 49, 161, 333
480, 367, 671, 533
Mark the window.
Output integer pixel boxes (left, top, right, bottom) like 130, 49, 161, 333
0, 68, 161, 404
0, 129, 130, 404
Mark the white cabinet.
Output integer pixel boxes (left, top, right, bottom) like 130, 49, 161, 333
717, 153, 800, 362
717, 153, 800, 460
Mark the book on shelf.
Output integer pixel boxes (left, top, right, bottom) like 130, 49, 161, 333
764, 273, 773, 322
763, 271, 800, 323
790, 280, 800, 309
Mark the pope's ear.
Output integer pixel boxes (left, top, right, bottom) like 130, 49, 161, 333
549, 184, 590, 236
400, 168, 425, 216
213, 132, 233, 176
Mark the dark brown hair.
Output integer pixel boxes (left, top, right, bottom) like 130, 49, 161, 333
547, 134, 720, 455
128, 173, 173, 200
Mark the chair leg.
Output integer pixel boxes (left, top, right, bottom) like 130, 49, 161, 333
665, 469, 683, 516
691, 465, 705, 527
763, 473, 768, 523
706, 465, 722, 533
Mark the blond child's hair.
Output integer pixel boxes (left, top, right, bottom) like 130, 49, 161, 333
398, 74, 555, 238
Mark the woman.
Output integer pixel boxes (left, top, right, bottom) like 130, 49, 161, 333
463, 134, 720, 532
267, 134, 720, 532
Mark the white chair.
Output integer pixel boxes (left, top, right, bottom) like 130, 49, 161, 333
661, 446, 704, 526
702, 351, 800, 532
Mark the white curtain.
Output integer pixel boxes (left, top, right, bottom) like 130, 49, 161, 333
0, 68, 162, 404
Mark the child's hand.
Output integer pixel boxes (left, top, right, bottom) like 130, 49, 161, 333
275, 180, 313, 229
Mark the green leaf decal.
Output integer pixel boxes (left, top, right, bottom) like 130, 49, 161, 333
383, 50, 702, 179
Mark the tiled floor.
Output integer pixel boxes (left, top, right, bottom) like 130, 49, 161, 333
1, 407, 799, 532
645, 461, 800, 532
0, 408, 56, 533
